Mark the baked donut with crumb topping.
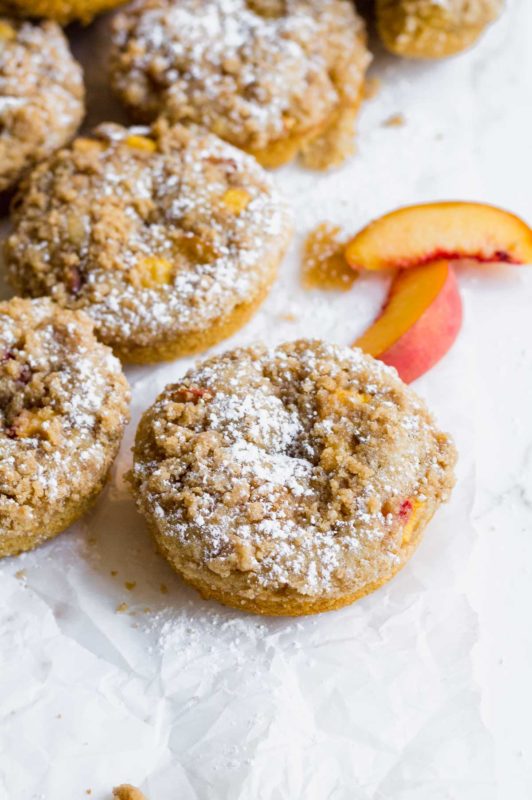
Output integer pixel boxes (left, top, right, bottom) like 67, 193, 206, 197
0, 298, 130, 557
0, 18, 84, 193
377, 0, 503, 59
5, 121, 292, 363
130, 339, 456, 616
109, 0, 371, 169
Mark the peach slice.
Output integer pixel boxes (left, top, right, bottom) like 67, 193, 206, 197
345, 202, 532, 271
354, 260, 462, 383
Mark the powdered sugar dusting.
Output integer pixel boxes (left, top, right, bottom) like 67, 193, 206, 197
0, 19, 84, 191
110, 0, 369, 153
132, 340, 456, 603
0, 298, 129, 536
7, 122, 292, 355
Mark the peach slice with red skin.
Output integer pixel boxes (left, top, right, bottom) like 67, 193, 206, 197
345, 202, 532, 271
354, 260, 462, 383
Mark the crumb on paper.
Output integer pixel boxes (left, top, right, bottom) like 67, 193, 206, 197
302, 222, 357, 291
15, 569, 26, 580
160, 583, 168, 594
124, 581, 136, 591
383, 113, 406, 128
116, 602, 129, 613
278, 311, 298, 322
110, 569, 118, 577
113, 786, 147, 800
363, 76, 381, 100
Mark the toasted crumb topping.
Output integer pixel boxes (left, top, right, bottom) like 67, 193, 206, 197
110, 0, 370, 156
131, 340, 456, 601
377, 0, 503, 58
0, 18, 84, 192
6, 121, 292, 355
0, 298, 129, 535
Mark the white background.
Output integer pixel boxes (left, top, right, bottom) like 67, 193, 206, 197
1, 1, 531, 797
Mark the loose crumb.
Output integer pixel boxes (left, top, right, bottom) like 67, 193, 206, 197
124, 581, 136, 591
116, 602, 129, 613
278, 311, 298, 322
302, 222, 357, 290
383, 113, 406, 128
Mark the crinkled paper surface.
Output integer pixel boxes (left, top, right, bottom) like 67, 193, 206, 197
2, 3, 531, 797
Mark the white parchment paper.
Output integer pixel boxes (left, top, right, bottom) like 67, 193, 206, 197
3, 5, 525, 797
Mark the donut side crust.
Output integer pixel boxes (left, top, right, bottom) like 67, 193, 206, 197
112, 241, 283, 364
377, 0, 504, 59
130, 341, 457, 616
0, 459, 116, 557
145, 497, 438, 616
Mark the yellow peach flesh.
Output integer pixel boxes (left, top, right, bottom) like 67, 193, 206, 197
125, 135, 157, 153
355, 260, 449, 356
345, 202, 532, 271
221, 187, 251, 214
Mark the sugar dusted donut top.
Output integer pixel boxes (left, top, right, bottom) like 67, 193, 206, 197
0, 18, 84, 192
6, 122, 292, 356
131, 340, 456, 602
0, 298, 129, 535
110, 0, 370, 154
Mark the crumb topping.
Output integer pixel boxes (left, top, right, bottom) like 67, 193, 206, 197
0, 298, 130, 535
6, 121, 292, 354
302, 222, 357, 290
0, 18, 84, 192
110, 0, 370, 153
377, 0, 503, 57
132, 340, 456, 599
